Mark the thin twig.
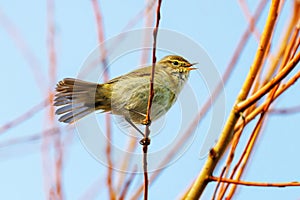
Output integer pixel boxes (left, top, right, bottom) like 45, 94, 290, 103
41, 0, 60, 199
226, 109, 265, 198
235, 69, 300, 132
0, 99, 49, 134
218, 4, 296, 196
0, 9, 46, 92
144, 1, 161, 125
91, 1, 115, 199
236, 52, 300, 112
289, 25, 300, 59
0, 126, 63, 148
209, 176, 300, 187
238, 0, 261, 41
221, 8, 298, 199
140, 0, 155, 66
78, 176, 105, 200
228, 22, 300, 196
216, 2, 272, 196
236, 15, 298, 115
269, 104, 300, 114
131, 1, 269, 198
119, 167, 137, 200
211, 167, 227, 200
46, 1, 63, 198
47, 1, 65, 199
216, 122, 246, 199
116, 1, 155, 187
80, 0, 156, 78
116, 138, 137, 192
184, 1, 280, 199
263, 2, 299, 85
122, 0, 156, 32
142, 1, 162, 200
225, 34, 298, 198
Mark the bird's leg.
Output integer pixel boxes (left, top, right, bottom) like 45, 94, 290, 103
142, 118, 151, 126
124, 117, 150, 145
128, 109, 147, 118
126, 108, 151, 125
125, 117, 145, 137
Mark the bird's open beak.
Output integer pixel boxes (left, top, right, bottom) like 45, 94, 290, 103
186, 62, 198, 71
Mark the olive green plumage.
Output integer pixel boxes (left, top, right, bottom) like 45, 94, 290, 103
54, 55, 196, 124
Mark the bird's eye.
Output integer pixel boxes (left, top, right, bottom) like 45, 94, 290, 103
173, 61, 179, 66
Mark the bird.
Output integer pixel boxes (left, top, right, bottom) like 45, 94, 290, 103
54, 55, 196, 130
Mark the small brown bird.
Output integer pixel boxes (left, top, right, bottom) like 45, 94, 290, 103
54, 55, 196, 126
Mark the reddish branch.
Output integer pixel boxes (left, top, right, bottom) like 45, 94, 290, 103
91, 0, 115, 199
122, 0, 156, 31
144, 0, 162, 126
234, 68, 300, 133
142, 1, 162, 200
238, 0, 261, 41
0, 99, 49, 134
217, 2, 299, 198
184, 1, 281, 199
45, 1, 64, 199
0, 127, 61, 148
209, 176, 300, 187
119, 169, 137, 200
270, 105, 300, 114
130, 1, 269, 199
236, 52, 300, 112
0, 9, 46, 92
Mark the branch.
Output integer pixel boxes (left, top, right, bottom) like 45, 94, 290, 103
119, 167, 137, 200
225, 23, 299, 198
209, 176, 300, 187
91, 1, 115, 199
131, 1, 269, 198
236, 51, 300, 112
142, 1, 162, 200
0, 9, 46, 92
184, 1, 280, 199
269, 104, 300, 114
219, 10, 299, 197
235, 68, 300, 132
238, 0, 261, 41
0, 99, 49, 134
0, 126, 63, 148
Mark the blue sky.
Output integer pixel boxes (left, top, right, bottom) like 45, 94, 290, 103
1, 1, 300, 199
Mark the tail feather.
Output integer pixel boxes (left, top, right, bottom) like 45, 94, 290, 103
58, 107, 93, 124
54, 78, 110, 123
53, 99, 70, 106
55, 103, 84, 115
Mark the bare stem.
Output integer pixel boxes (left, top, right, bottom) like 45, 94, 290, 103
209, 176, 300, 187
91, 1, 115, 199
142, 1, 162, 200
184, 1, 280, 199
236, 52, 300, 112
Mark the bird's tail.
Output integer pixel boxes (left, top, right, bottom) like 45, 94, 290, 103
54, 78, 111, 123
